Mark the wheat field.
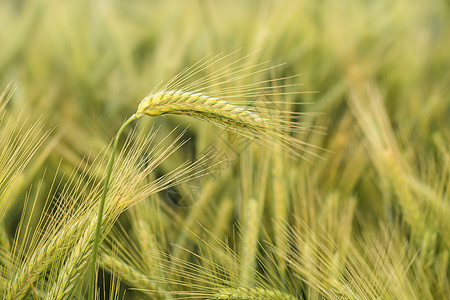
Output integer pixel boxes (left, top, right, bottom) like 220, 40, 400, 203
0, 0, 449, 299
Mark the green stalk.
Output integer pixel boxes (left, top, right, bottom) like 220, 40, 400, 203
88, 114, 138, 300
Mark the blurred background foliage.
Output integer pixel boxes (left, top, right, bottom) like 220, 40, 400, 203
0, 0, 449, 299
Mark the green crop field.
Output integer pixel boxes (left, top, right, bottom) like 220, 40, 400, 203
0, 0, 449, 299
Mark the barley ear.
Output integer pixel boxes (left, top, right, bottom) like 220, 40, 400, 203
135, 90, 267, 134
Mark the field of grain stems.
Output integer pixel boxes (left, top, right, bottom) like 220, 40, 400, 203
0, 0, 449, 299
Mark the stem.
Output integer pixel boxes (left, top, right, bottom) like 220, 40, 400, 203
88, 114, 138, 300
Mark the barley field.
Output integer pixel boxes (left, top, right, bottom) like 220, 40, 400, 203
0, 0, 449, 299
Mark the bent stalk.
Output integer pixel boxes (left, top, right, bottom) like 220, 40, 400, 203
88, 114, 138, 300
